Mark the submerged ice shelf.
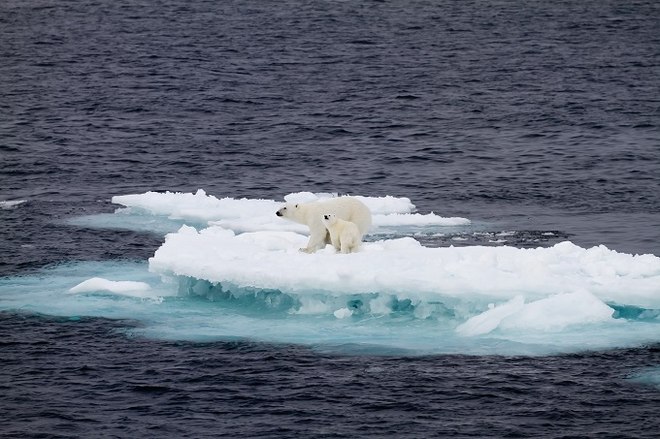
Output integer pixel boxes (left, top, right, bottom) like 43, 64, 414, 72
2, 190, 659, 355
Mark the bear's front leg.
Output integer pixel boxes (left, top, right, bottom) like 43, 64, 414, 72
328, 231, 341, 251
300, 230, 328, 253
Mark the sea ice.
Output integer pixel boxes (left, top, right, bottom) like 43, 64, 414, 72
107, 190, 660, 333
111, 190, 472, 233
3, 189, 656, 356
69, 277, 152, 297
149, 226, 660, 310
0, 199, 27, 209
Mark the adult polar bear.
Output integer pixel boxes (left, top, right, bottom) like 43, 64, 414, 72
275, 196, 371, 253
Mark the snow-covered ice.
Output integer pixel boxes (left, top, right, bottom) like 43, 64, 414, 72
150, 226, 660, 307
1, 190, 658, 355
111, 189, 471, 233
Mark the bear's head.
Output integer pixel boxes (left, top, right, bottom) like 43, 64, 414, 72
321, 213, 337, 227
275, 203, 299, 218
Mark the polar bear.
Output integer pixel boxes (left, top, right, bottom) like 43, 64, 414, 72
275, 196, 371, 253
321, 214, 362, 254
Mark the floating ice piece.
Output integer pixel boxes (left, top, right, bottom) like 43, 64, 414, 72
112, 190, 471, 233
334, 308, 353, 319
112, 189, 277, 223
0, 199, 27, 209
355, 195, 415, 215
40, 189, 657, 354
628, 367, 660, 389
150, 227, 660, 309
372, 212, 470, 227
69, 277, 152, 297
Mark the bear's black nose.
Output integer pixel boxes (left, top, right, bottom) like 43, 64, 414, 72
276, 211, 282, 217
324, 215, 329, 220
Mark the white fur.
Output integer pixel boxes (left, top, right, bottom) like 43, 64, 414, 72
321, 214, 362, 254
276, 196, 371, 253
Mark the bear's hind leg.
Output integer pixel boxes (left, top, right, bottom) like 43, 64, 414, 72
340, 236, 357, 254
330, 231, 341, 251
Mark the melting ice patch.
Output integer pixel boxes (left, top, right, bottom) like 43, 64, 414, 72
628, 367, 660, 389
0, 199, 27, 210
66, 210, 186, 235
69, 277, 153, 298
2, 190, 660, 355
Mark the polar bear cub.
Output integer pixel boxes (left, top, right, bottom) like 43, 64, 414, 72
321, 214, 362, 254
275, 196, 371, 253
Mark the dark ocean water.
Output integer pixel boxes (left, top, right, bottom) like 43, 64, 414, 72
1, 0, 659, 437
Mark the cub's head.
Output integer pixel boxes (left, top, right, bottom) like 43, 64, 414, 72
275, 202, 300, 218
321, 213, 337, 227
